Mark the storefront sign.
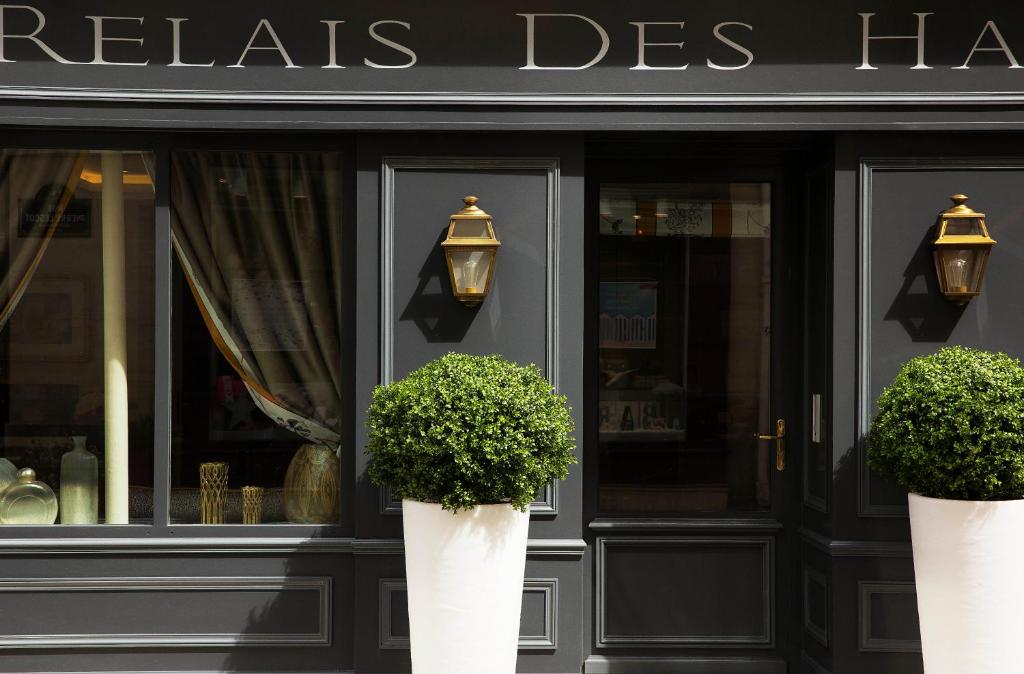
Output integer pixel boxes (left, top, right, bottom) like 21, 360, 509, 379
0, 2, 1022, 103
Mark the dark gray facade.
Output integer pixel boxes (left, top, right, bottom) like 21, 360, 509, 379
1, 2, 1024, 673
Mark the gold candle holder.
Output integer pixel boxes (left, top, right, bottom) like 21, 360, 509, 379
199, 462, 228, 524
242, 486, 264, 525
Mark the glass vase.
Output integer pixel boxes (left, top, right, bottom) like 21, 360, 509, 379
0, 468, 58, 524
283, 444, 339, 524
0, 457, 17, 495
60, 436, 99, 524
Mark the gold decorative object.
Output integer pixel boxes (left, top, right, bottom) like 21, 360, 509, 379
199, 462, 229, 524
283, 444, 339, 524
441, 196, 501, 307
242, 486, 264, 524
933, 194, 996, 304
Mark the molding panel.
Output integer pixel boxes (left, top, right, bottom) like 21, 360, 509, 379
858, 581, 922, 653
596, 537, 773, 648
856, 157, 1024, 518
378, 578, 558, 651
585, 655, 786, 674
802, 566, 829, 648
380, 156, 561, 387
0, 576, 331, 648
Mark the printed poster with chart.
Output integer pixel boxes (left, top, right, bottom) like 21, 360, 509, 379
599, 281, 657, 349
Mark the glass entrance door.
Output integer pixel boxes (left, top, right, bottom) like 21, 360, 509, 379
597, 182, 775, 514
588, 164, 801, 669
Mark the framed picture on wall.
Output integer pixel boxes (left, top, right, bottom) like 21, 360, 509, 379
7, 275, 89, 361
599, 281, 658, 349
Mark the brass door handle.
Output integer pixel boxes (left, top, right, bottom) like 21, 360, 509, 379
754, 418, 786, 471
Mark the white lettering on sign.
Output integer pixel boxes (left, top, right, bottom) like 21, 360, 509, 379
629, 22, 688, 71
518, 13, 610, 70
857, 12, 932, 70
364, 20, 416, 69
321, 20, 345, 69
167, 18, 213, 67
708, 22, 754, 70
954, 20, 1022, 70
0, 4, 77, 64
0, 4, 1019, 79
229, 18, 300, 68
85, 15, 147, 66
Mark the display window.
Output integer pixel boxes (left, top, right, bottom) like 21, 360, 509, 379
0, 142, 348, 530
0, 148, 155, 525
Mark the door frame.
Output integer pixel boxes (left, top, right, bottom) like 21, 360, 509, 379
581, 135, 820, 672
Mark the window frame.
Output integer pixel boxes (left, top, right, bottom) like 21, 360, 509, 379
0, 130, 356, 539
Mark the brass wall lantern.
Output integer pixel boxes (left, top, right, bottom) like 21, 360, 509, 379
932, 194, 996, 305
442, 196, 501, 307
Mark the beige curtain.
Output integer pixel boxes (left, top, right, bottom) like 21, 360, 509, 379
0, 150, 87, 332
170, 152, 343, 447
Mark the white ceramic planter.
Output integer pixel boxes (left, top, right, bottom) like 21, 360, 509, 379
402, 499, 530, 674
909, 492, 1024, 674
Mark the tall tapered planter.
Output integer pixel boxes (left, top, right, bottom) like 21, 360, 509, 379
366, 354, 576, 674
403, 499, 530, 674
909, 493, 1024, 674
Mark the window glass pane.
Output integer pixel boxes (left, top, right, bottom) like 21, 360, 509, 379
170, 151, 342, 525
597, 183, 771, 514
0, 149, 155, 525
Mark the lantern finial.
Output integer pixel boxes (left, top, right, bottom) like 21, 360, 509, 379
945, 194, 976, 216
457, 195, 486, 217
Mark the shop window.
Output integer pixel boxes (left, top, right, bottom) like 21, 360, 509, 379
597, 183, 771, 514
0, 149, 155, 525
170, 151, 343, 525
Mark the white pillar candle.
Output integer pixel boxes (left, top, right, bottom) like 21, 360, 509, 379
101, 152, 129, 524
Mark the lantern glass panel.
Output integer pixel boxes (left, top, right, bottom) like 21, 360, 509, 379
449, 219, 491, 239
449, 249, 493, 295
935, 247, 985, 294
943, 217, 984, 237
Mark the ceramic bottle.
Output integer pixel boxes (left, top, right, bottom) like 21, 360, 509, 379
60, 436, 98, 524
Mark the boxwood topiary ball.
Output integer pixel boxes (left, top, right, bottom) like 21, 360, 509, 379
365, 353, 576, 512
869, 346, 1024, 501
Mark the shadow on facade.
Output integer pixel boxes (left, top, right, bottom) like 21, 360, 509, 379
883, 228, 965, 342
399, 227, 475, 343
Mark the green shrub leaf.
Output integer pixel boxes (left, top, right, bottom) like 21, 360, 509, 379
868, 346, 1024, 500
365, 353, 577, 511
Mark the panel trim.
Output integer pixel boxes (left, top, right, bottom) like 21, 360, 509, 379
589, 518, 783, 532
378, 579, 408, 650
352, 538, 586, 558
801, 651, 832, 674
377, 577, 558, 651
802, 566, 829, 648
584, 655, 787, 674
379, 156, 562, 520
380, 156, 561, 386
10, 86, 1024, 107
595, 536, 773, 648
0, 576, 331, 648
859, 581, 922, 653
0, 537, 355, 555
519, 578, 559, 650
799, 527, 912, 558
856, 157, 1024, 517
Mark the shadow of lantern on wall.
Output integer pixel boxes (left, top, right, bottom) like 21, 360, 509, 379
441, 196, 501, 307
933, 194, 996, 305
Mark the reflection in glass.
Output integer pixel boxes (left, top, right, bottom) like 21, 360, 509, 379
170, 151, 343, 524
0, 149, 155, 524
597, 183, 772, 513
